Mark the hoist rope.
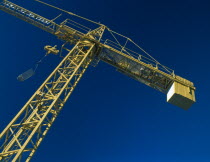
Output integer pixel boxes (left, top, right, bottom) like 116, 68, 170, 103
34, 0, 174, 75
34, 54, 47, 73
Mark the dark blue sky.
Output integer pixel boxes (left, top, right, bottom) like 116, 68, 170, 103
1, 0, 210, 161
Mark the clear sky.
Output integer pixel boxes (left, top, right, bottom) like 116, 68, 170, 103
1, 0, 210, 161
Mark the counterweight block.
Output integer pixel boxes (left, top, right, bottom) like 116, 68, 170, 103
167, 81, 196, 110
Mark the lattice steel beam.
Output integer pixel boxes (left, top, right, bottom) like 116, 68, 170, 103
0, 40, 96, 162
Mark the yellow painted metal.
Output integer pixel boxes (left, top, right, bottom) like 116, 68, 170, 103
0, 0, 197, 161
0, 41, 97, 161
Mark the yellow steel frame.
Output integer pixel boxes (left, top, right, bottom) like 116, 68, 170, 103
0, 40, 96, 162
0, 0, 196, 160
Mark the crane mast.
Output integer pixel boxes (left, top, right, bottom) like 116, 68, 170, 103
0, 0, 196, 161
0, 38, 103, 161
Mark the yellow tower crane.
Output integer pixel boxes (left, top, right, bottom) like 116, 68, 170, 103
0, 0, 196, 161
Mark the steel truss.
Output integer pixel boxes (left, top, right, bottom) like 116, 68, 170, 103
0, 0, 196, 161
0, 41, 96, 162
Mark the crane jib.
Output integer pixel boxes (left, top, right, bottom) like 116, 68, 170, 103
0, 0, 57, 34
0, 0, 196, 109
0, 0, 196, 161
